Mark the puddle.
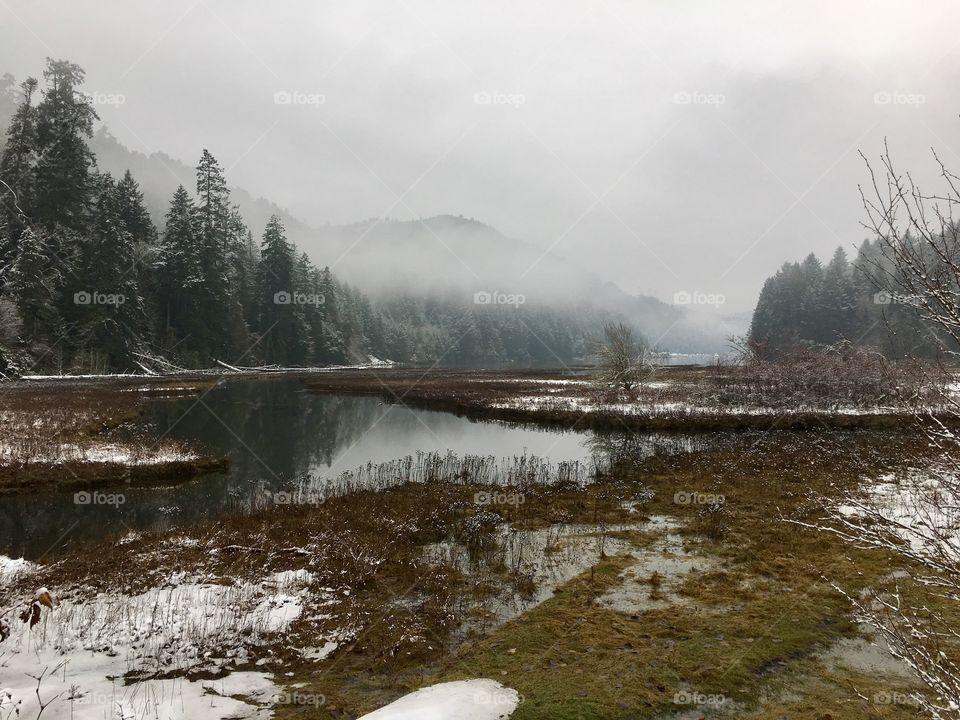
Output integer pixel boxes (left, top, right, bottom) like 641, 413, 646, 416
422, 512, 719, 634
424, 521, 640, 632
820, 630, 913, 679
598, 515, 718, 614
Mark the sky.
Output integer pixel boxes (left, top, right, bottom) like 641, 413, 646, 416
2, 0, 960, 311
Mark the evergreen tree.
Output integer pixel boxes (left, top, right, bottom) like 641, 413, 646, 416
257, 215, 307, 365
194, 149, 247, 358
820, 247, 858, 342
33, 59, 97, 235
155, 185, 204, 359
797, 253, 825, 343
0, 78, 39, 272
68, 174, 147, 369
8, 226, 60, 339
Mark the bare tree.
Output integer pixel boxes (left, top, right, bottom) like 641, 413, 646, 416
798, 141, 960, 718
591, 322, 653, 400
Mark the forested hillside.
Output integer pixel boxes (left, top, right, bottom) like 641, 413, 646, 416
749, 240, 953, 358
0, 59, 629, 375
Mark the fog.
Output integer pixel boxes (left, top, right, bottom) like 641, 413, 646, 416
2, 0, 959, 316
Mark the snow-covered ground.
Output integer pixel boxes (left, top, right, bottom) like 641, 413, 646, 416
358, 679, 519, 719
489, 394, 901, 417
0, 441, 198, 466
0, 565, 328, 720
19, 356, 396, 381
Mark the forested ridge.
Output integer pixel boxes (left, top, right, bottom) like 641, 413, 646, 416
0, 59, 615, 375
749, 240, 954, 358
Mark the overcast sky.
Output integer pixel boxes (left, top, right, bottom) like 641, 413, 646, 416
2, 0, 960, 310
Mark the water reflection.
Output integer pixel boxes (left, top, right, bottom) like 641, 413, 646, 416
0, 378, 704, 559
1, 380, 588, 558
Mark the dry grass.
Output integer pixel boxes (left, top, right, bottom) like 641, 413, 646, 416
301, 366, 938, 431
0, 375, 225, 492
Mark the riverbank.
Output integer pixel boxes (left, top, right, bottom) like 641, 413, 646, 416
0, 376, 228, 493
0, 423, 939, 719
0, 368, 950, 719
301, 366, 936, 431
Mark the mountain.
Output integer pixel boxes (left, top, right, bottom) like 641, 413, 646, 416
92, 129, 737, 353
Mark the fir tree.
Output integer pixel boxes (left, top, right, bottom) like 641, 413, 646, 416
33, 59, 97, 235
0, 78, 39, 274
8, 226, 61, 339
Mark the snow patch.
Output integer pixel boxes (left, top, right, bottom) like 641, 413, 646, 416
0, 569, 323, 720
358, 679, 519, 720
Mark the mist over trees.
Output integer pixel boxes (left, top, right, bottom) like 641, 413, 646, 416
748, 239, 953, 358
0, 59, 638, 375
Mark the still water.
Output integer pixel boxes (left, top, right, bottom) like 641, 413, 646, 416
0, 378, 693, 559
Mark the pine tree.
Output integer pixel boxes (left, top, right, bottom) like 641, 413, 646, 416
33, 59, 97, 235
0, 78, 39, 274
820, 247, 858, 343
155, 185, 205, 359
8, 226, 61, 339
257, 215, 307, 365
797, 253, 825, 343
115, 170, 156, 248
194, 149, 247, 359
68, 174, 147, 369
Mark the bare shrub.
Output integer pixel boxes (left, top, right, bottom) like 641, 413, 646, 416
591, 322, 654, 401
699, 341, 935, 410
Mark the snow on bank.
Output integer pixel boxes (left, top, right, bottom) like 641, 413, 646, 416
490, 394, 902, 418
0, 441, 198, 466
0, 555, 35, 584
18, 357, 396, 381
358, 679, 519, 720
0, 569, 322, 720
